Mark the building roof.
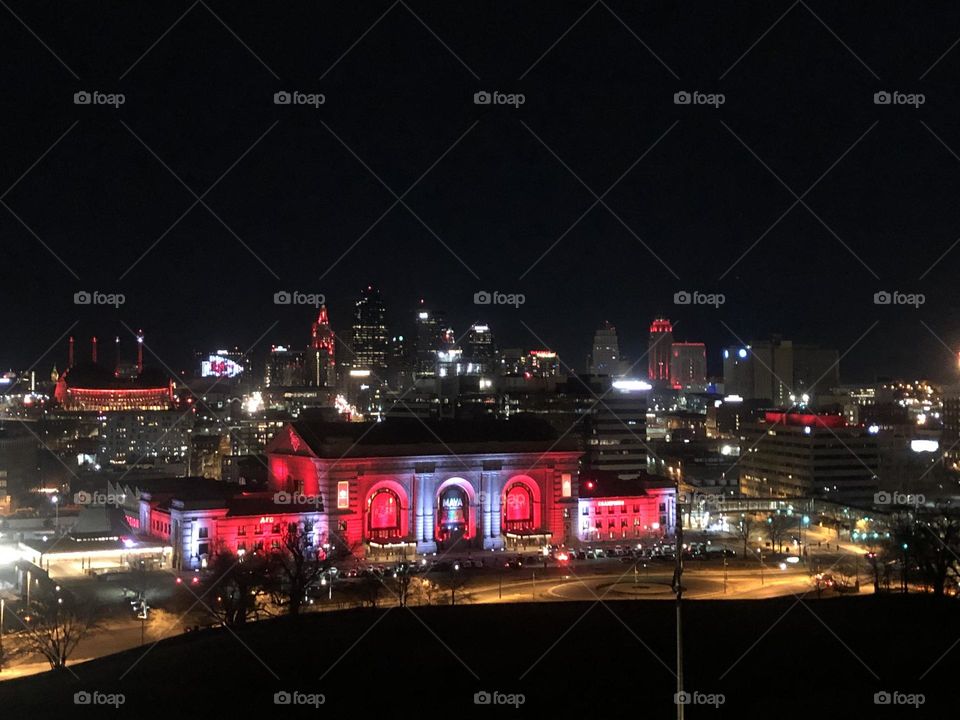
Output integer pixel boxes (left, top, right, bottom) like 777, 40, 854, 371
286, 415, 576, 458
579, 470, 675, 498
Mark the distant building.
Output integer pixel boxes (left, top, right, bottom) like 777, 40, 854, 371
722, 337, 839, 405
306, 305, 336, 388
350, 286, 389, 376
264, 345, 305, 387
414, 302, 445, 377
648, 318, 673, 383
585, 379, 649, 479
462, 323, 497, 374
577, 471, 676, 542
738, 410, 879, 503
670, 342, 707, 390
590, 321, 622, 376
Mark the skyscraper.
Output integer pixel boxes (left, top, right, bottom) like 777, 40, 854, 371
350, 286, 388, 375
307, 305, 336, 388
722, 337, 839, 405
589, 321, 621, 376
413, 300, 445, 377
648, 318, 673, 383
463, 323, 497, 374
670, 342, 707, 390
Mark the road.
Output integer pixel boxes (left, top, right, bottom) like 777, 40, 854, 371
0, 534, 869, 682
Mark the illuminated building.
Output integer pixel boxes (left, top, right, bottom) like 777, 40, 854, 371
264, 345, 306, 387
524, 350, 560, 378
307, 305, 336, 388
670, 342, 707, 390
585, 379, 650, 479
266, 416, 580, 555
54, 365, 174, 412
738, 410, 879, 502
648, 318, 673, 383
350, 285, 388, 375
590, 321, 621, 375
98, 411, 191, 470
577, 471, 675, 541
414, 301, 445, 377
462, 323, 497, 374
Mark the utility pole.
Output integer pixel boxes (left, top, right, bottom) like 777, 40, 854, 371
673, 487, 684, 720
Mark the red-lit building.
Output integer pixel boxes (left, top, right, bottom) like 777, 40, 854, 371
54, 364, 174, 411
648, 318, 673, 383
577, 471, 676, 542
265, 417, 581, 555
739, 410, 880, 502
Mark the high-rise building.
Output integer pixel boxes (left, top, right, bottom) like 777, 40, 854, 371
722, 338, 839, 405
463, 323, 497, 374
413, 301, 445, 377
670, 342, 707, 390
264, 345, 305, 387
648, 318, 673, 383
350, 286, 388, 376
590, 321, 621, 376
307, 305, 336, 388
738, 410, 879, 503
585, 378, 650, 479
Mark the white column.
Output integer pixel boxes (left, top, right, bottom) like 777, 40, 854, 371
416, 474, 437, 554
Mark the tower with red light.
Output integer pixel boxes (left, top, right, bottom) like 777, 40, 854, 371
648, 318, 673, 382
308, 305, 336, 387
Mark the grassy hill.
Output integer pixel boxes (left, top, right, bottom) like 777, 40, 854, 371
1, 596, 953, 717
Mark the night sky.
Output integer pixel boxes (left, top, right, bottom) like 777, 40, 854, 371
2, 1, 960, 381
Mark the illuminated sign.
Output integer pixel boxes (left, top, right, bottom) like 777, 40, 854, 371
561, 473, 572, 498
337, 481, 350, 509
597, 500, 625, 507
259, 516, 274, 524
201, 354, 244, 378
441, 496, 463, 510
612, 379, 651, 391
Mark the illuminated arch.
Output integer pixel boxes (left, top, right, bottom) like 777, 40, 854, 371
502, 475, 542, 533
365, 480, 410, 541
435, 477, 477, 542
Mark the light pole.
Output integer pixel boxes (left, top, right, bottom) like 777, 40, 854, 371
52, 494, 59, 536
1, 597, 5, 659
673, 485, 684, 720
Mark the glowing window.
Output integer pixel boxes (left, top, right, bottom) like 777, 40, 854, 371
369, 490, 400, 531
337, 481, 349, 509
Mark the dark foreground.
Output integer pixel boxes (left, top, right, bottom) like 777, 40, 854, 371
1, 596, 955, 717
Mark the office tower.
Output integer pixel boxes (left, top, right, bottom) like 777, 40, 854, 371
722, 337, 839, 405
738, 410, 879, 503
307, 305, 336, 388
589, 321, 621, 375
414, 301, 445, 377
264, 345, 305, 387
670, 342, 707, 390
585, 378, 649, 478
350, 285, 388, 375
648, 318, 673, 383
463, 323, 497, 374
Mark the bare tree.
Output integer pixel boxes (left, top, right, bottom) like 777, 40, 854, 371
735, 514, 756, 558
271, 522, 329, 616
19, 593, 99, 671
896, 511, 960, 597
204, 549, 273, 626
433, 569, 472, 606
765, 513, 793, 553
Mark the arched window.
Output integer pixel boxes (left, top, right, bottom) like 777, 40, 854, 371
368, 489, 401, 540
504, 483, 534, 532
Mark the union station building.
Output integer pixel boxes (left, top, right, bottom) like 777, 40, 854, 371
264, 417, 581, 555
119, 417, 676, 570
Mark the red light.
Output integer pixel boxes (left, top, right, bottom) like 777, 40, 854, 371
191, 576, 199, 585
175, 577, 183, 584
